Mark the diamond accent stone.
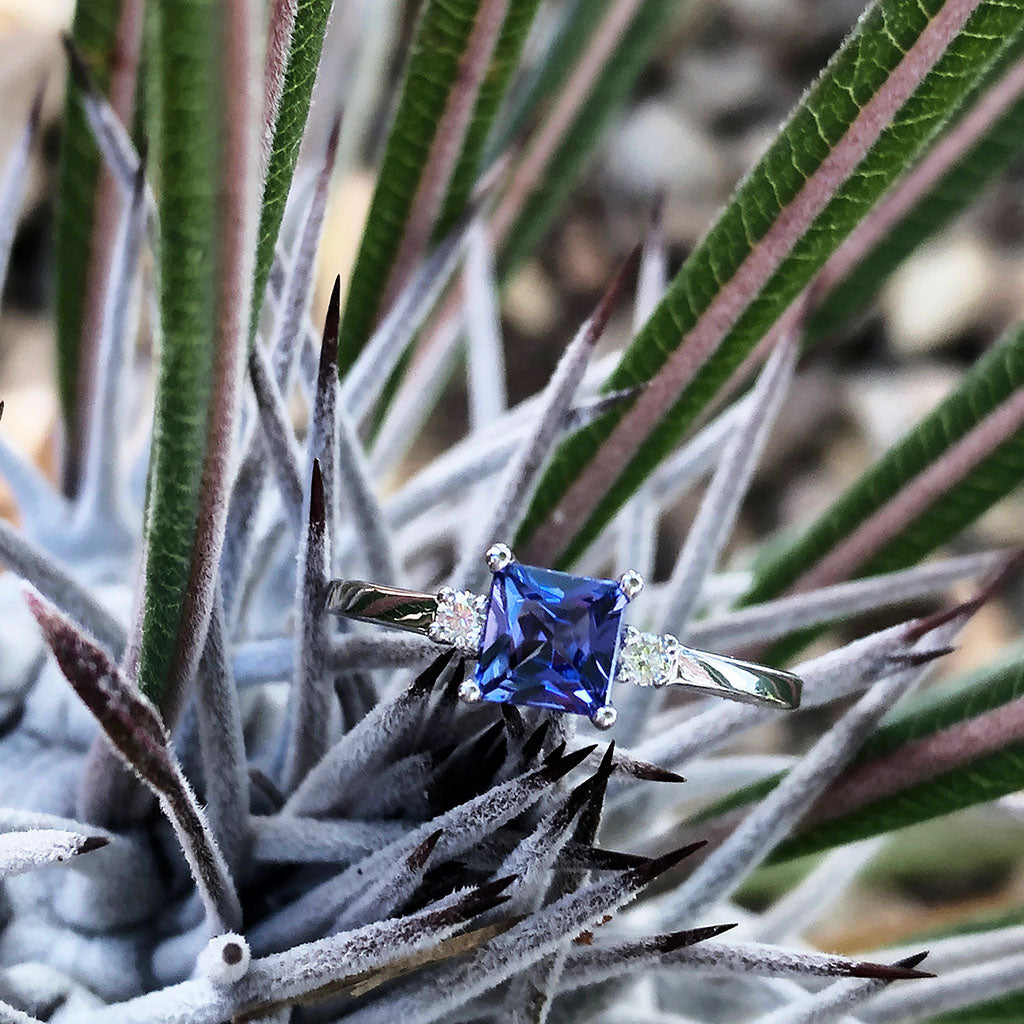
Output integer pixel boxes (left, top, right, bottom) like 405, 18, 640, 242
429, 588, 488, 652
474, 562, 628, 717
616, 626, 679, 688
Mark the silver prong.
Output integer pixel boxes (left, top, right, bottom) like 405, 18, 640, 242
458, 680, 482, 703
592, 705, 617, 730
437, 585, 456, 603
618, 569, 644, 601
485, 543, 514, 572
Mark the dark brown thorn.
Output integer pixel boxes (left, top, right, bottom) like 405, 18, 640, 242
596, 741, 616, 783
542, 740, 567, 766
543, 743, 599, 782
309, 459, 325, 534
621, 757, 686, 784
635, 839, 709, 883
566, 844, 651, 871
847, 952, 934, 980
583, 243, 643, 351
432, 741, 458, 767
320, 276, 341, 371
61, 34, 96, 95
29, 77, 46, 136
886, 645, 956, 668
904, 550, 1024, 643
77, 834, 110, 855
521, 719, 551, 762
500, 703, 526, 742
411, 649, 459, 697
657, 921, 738, 951
408, 829, 444, 871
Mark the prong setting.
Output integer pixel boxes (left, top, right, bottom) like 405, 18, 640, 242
485, 543, 514, 572
459, 680, 482, 703
618, 569, 644, 601
592, 705, 617, 730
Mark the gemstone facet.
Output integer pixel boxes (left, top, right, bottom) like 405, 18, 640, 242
616, 626, 679, 688
430, 588, 488, 652
474, 562, 628, 717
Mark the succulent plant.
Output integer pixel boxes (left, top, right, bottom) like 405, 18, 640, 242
1, 1, 1024, 1022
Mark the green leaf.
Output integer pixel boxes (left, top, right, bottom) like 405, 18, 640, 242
55, 0, 125, 458
433, 0, 542, 240
497, 0, 683, 275
809, 28, 1024, 340
697, 655, 1024, 863
136, 0, 220, 705
251, 0, 332, 340
485, 0, 615, 164
744, 322, 1024, 612
338, 0, 539, 375
514, 0, 1024, 567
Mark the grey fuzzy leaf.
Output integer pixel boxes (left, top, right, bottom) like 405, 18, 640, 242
747, 953, 929, 1024
0, 519, 126, 655
659, 329, 799, 634
249, 814, 406, 864
248, 339, 305, 525
336, 843, 704, 1024
561, 939, 932, 991
655, 644, 949, 924
24, 589, 241, 933
342, 210, 477, 426
454, 247, 640, 590
464, 221, 507, 432
0, 828, 108, 878
685, 551, 1004, 651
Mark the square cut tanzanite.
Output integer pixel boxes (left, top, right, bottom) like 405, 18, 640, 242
474, 562, 628, 717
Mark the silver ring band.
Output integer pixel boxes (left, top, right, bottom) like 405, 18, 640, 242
325, 578, 802, 713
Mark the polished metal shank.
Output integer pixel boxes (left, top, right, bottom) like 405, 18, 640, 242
325, 580, 438, 635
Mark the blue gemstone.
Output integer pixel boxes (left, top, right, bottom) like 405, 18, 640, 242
474, 562, 628, 717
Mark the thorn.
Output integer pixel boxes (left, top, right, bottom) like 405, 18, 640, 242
408, 829, 443, 871
471, 717, 506, 757
635, 839, 709, 883
432, 741, 458, 767
584, 244, 643, 350
886, 645, 956, 668
455, 874, 518, 918
29, 77, 46, 135
621, 757, 686, 784
543, 743, 599, 783
658, 921, 738, 951
542, 740, 567, 767
894, 951, 931, 971
309, 459, 325, 533
77, 835, 110, 855
566, 844, 651, 871
61, 35, 96, 95
522, 720, 551, 762
596, 741, 616, 783
320, 276, 341, 371
500, 703, 526, 742
848, 954, 934, 980
410, 649, 459, 697
905, 550, 1024, 643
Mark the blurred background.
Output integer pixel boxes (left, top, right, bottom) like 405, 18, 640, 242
2, 0, 1024, 964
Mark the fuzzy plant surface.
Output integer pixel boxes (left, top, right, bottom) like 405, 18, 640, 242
1, 1, 1024, 1023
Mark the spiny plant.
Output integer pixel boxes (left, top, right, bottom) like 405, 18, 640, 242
1, 1, 1024, 1022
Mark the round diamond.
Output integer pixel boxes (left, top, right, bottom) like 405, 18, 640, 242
430, 589, 488, 652
616, 627, 679, 688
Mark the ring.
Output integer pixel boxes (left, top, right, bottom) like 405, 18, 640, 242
325, 544, 802, 729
